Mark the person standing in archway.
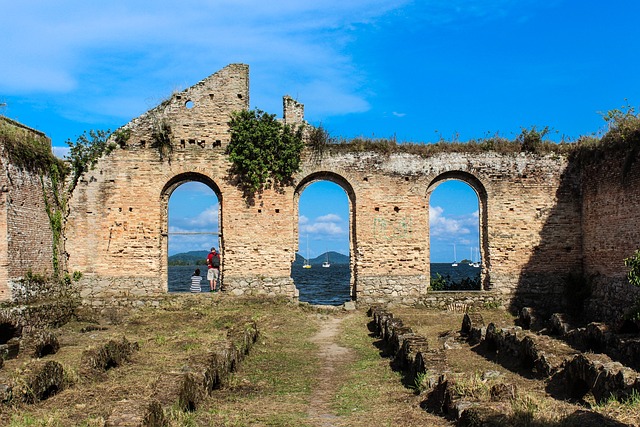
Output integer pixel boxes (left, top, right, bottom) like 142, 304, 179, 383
207, 247, 221, 292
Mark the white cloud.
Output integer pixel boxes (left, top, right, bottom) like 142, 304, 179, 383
392, 112, 406, 117
317, 213, 342, 223
0, 0, 414, 121
429, 205, 472, 238
303, 221, 344, 236
300, 213, 345, 236
186, 206, 219, 228
169, 204, 219, 232
53, 146, 70, 159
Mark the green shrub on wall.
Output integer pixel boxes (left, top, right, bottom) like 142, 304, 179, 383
65, 129, 114, 193
624, 250, 640, 320
227, 109, 305, 200
0, 118, 68, 176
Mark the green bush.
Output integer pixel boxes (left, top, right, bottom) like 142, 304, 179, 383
624, 250, 640, 320
227, 109, 305, 199
65, 129, 114, 192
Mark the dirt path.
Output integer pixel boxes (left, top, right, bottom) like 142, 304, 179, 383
307, 313, 355, 427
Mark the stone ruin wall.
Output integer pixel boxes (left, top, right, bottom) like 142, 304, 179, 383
3, 63, 638, 320
0, 118, 57, 300
581, 148, 640, 321
61, 64, 584, 312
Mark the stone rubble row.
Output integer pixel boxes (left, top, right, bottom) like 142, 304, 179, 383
0, 309, 258, 426
369, 305, 640, 426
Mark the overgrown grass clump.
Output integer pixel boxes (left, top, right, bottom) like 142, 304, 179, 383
0, 117, 68, 176
310, 105, 640, 162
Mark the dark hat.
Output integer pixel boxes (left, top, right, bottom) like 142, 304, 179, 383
211, 247, 216, 251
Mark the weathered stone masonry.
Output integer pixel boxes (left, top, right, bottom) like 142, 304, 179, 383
2, 63, 638, 319
61, 63, 584, 311
0, 117, 58, 300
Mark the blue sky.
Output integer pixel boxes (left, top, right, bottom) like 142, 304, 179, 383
2, 1, 639, 260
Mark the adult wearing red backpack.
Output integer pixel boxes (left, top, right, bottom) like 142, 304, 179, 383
207, 247, 221, 292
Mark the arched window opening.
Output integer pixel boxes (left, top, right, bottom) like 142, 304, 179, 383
293, 180, 351, 305
167, 181, 220, 292
429, 179, 481, 291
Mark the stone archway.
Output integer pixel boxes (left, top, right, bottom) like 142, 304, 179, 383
427, 171, 490, 290
294, 171, 357, 301
161, 172, 223, 292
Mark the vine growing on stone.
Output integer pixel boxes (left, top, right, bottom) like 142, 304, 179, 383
65, 129, 115, 193
227, 109, 305, 200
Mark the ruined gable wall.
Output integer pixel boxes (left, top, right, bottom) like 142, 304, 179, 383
64, 63, 582, 308
66, 64, 299, 300
581, 148, 640, 321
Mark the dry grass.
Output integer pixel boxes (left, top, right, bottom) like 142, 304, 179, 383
391, 307, 640, 426
2, 300, 639, 426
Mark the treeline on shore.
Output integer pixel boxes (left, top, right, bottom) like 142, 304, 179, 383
168, 259, 208, 266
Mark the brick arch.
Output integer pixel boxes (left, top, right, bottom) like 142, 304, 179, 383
426, 170, 490, 290
294, 171, 358, 300
161, 172, 222, 199
160, 172, 222, 292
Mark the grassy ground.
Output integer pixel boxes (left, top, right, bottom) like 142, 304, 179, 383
1, 298, 638, 426
393, 307, 640, 426
0, 297, 447, 426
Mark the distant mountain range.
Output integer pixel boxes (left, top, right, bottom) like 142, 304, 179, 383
168, 250, 349, 266
168, 250, 209, 265
293, 251, 349, 266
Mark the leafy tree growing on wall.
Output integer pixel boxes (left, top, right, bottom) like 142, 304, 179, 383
227, 109, 304, 201
624, 249, 640, 320
65, 129, 114, 193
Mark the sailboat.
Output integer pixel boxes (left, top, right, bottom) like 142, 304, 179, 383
451, 244, 458, 267
303, 235, 311, 268
322, 251, 330, 268
472, 247, 481, 268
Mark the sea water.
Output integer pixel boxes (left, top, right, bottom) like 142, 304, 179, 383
169, 263, 480, 304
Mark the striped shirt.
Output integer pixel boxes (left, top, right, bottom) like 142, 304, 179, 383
190, 274, 202, 293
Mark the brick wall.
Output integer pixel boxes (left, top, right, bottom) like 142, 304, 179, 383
65, 62, 581, 310
5, 63, 621, 316
581, 148, 640, 321
0, 119, 57, 300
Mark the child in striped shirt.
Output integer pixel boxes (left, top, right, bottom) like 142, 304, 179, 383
190, 268, 202, 293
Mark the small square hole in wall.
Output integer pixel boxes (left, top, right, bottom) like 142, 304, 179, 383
209, 94, 214, 99
374, 207, 380, 212
275, 209, 280, 213
237, 94, 243, 99
394, 206, 400, 212
363, 177, 369, 182
129, 207, 133, 212
258, 209, 262, 213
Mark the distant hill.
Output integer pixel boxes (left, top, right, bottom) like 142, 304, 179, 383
168, 250, 209, 266
169, 250, 349, 266
293, 251, 349, 266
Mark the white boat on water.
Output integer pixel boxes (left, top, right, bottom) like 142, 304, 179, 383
322, 251, 330, 268
472, 247, 481, 268
451, 244, 458, 267
303, 234, 312, 268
